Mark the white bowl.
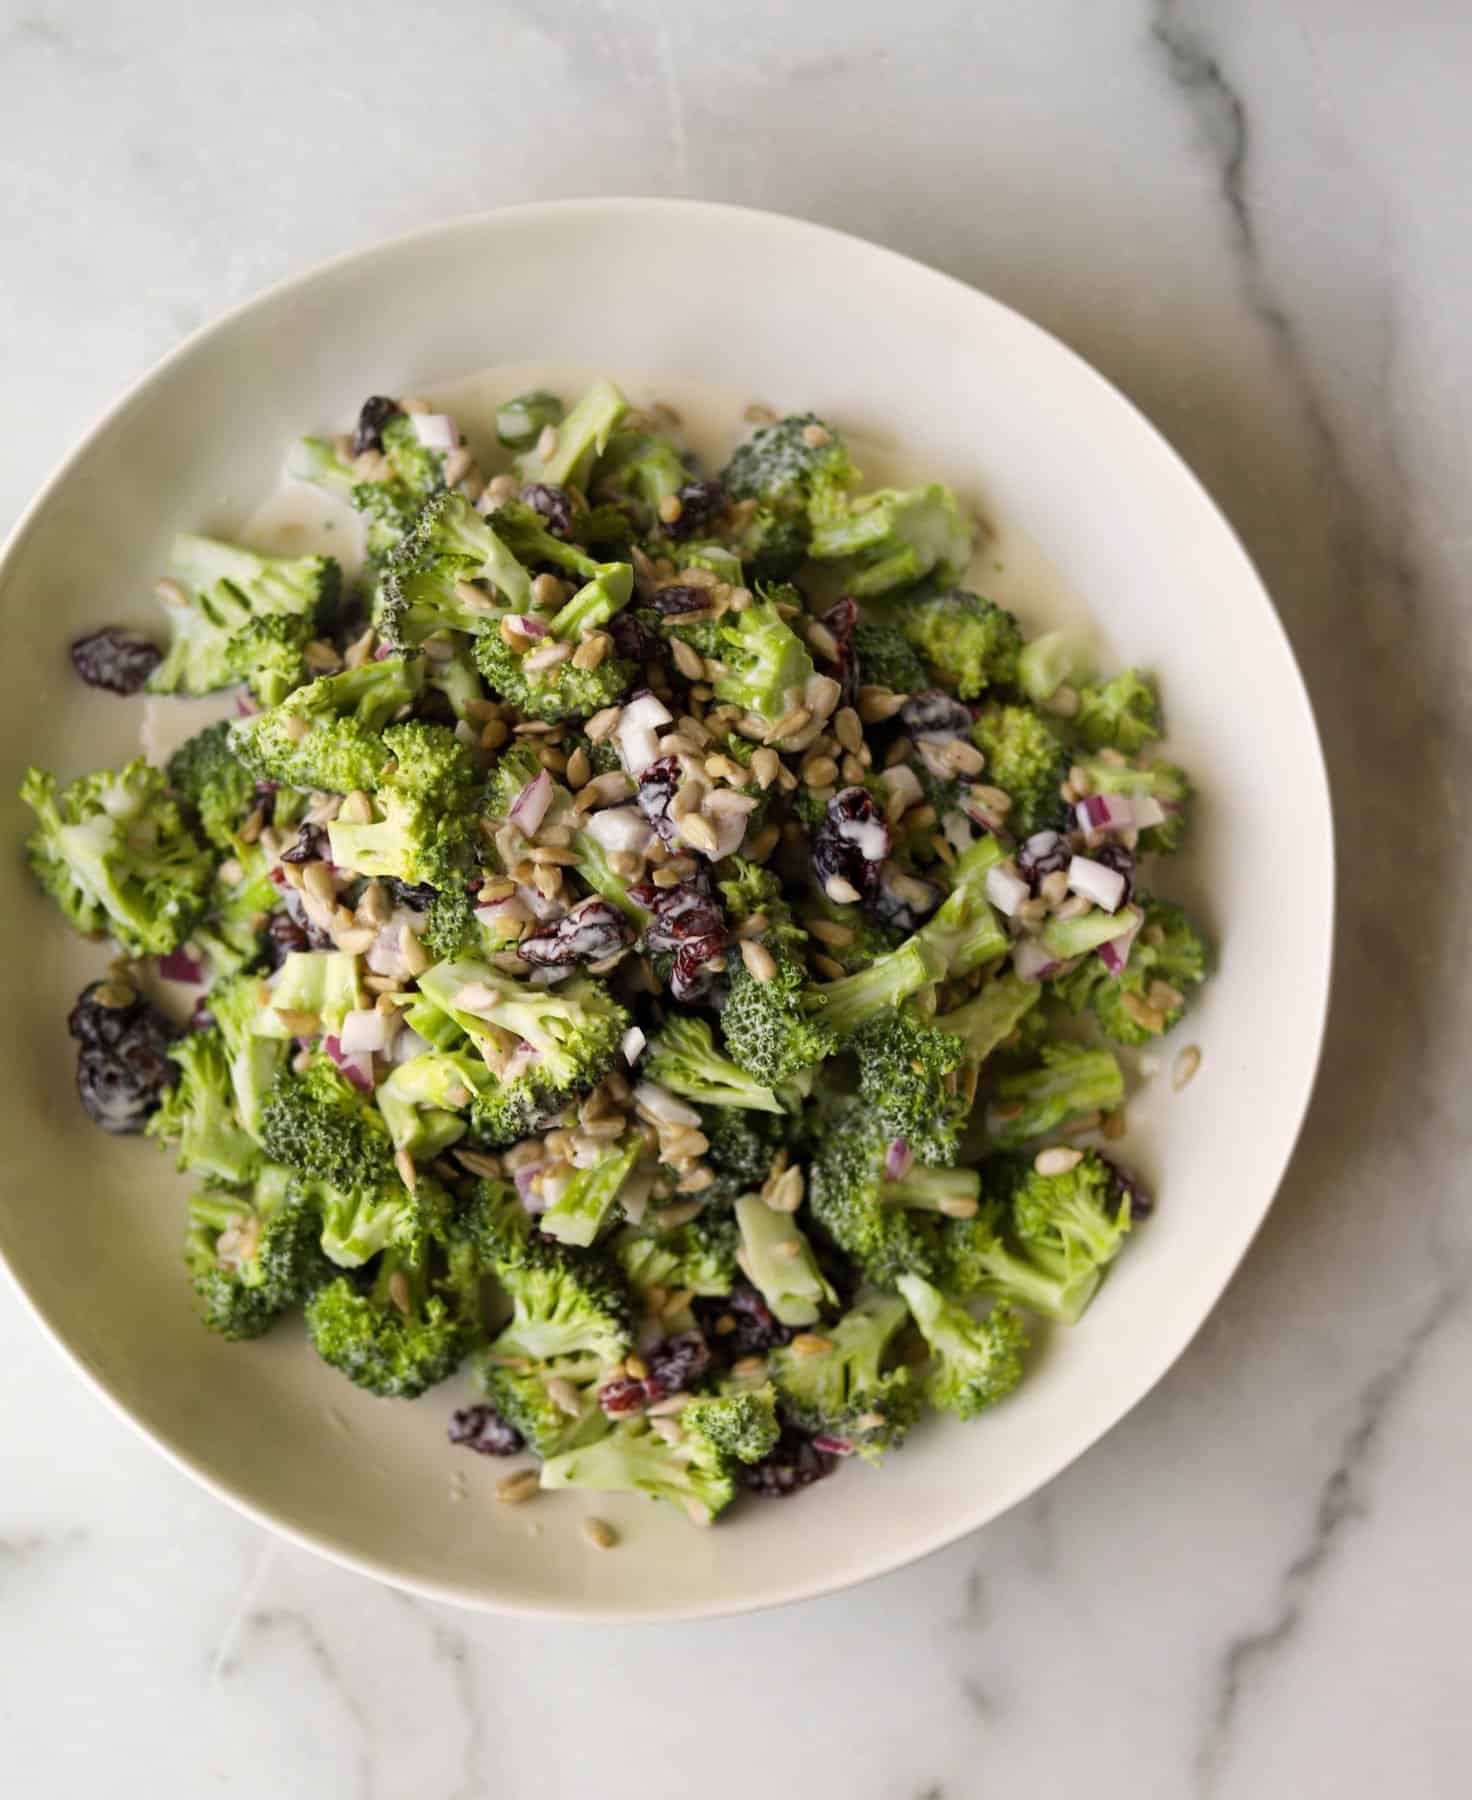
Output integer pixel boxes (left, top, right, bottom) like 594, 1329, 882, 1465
0, 201, 1332, 1619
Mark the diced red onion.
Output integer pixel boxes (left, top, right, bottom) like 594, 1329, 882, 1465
1097, 913, 1142, 977
410, 412, 459, 452
513, 1161, 548, 1212
503, 613, 549, 640
616, 691, 673, 776
621, 1025, 647, 1065
885, 1138, 913, 1180
324, 1035, 374, 1093
157, 948, 206, 984
1012, 937, 1063, 982
1131, 794, 1167, 829
633, 1080, 701, 1128
1075, 792, 1135, 832
234, 693, 259, 717
338, 1007, 387, 1055
1067, 854, 1127, 913
583, 805, 653, 854
812, 1435, 855, 1457
984, 862, 1030, 918
508, 767, 553, 836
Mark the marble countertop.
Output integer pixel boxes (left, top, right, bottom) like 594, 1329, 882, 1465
4, 3, 1469, 1794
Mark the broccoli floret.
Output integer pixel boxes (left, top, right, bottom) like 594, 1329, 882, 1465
207, 968, 288, 1141
985, 1042, 1124, 1145
682, 1384, 782, 1464
456, 1174, 535, 1267
495, 389, 564, 450
473, 1349, 610, 1457
968, 703, 1069, 837
1016, 628, 1094, 704
21, 758, 214, 955
415, 961, 629, 1146
473, 631, 634, 724
421, 883, 480, 961
593, 429, 688, 521
852, 620, 929, 695
146, 534, 340, 705
913, 835, 1011, 977
374, 1047, 484, 1159
288, 413, 446, 564
815, 936, 939, 1039
809, 484, 973, 598
698, 1106, 786, 1204
252, 949, 364, 1040
191, 842, 279, 978
539, 1133, 644, 1248
895, 1274, 1026, 1419
166, 721, 258, 853
492, 1237, 634, 1365
768, 1290, 919, 1459
540, 1417, 738, 1525
727, 507, 810, 584
1053, 897, 1207, 1044
715, 868, 837, 1089
704, 588, 815, 727
644, 1016, 785, 1114
1037, 900, 1142, 965
722, 412, 854, 520
932, 973, 1042, 1073
1073, 670, 1162, 754
935, 1195, 1096, 1323
516, 377, 627, 490
229, 657, 423, 793
733, 1192, 835, 1328
1009, 1149, 1132, 1281
613, 1212, 740, 1304
486, 498, 616, 585
147, 1025, 259, 1184
1072, 756, 1192, 854
801, 890, 902, 975
897, 588, 1022, 698
325, 720, 479, 887
377, 487, 531, 645
305, 1235, 476, 1399
185, 1164, 330, 1340
849, 1009, 965, 1166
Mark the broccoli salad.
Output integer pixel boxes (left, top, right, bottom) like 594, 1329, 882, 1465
24, 379, 1207, 1530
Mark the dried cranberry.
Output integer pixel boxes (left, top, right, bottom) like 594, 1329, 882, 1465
518, 897, 632, 968
68, 982, 178, 1134
694, 1283, 792, 1356
352, 395, 401, 456
739, 1427, 837, 1498
644, 1330, 712, 1398
1086, 842, 1136, 904
596, 1376, 648, 1417
520, 483, 574, 538
69, 627, 162, 695
279, 824, 329, 865
1016, 830, 1070, 892
278, 888, 333, 951
900, 690, 973, 742
812, 787, 889, 899
819, 598, 860, 709
384, 878, 437, 913
652, 585, 711, 617
609, 609, 660, 664
633, 880, 728, 958
448, 1404, 525, 1456
664, 479, 726, 540
668, 943, 723, 1003
867, 869, 942, 933
264, 910, 310, 969
636, 756, 683, 847
1101, 1154, 1153, 1219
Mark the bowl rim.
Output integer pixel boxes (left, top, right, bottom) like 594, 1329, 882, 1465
0, 196, 1335, 1620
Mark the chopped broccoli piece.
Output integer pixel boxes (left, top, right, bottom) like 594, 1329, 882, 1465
932, 973, 1041, 1073
146, 533, 340, 705
801, 890, 902, 975
228, 657, 423, 793
1072, 756, 1192, 854
287, 413, 445, 564
377, 487, 531, 645
733, 1192, 835, 1328
727, 507, 810, 584
495, 389, 564, 450
1053, 897, 1207, 1044
1039, 901, 1141, 962
166, 721, 257, 853
722, 412, 854, 518
191, 842, 279, 979
613, 1212, 740, 1303
1016, 628, 1094, 704
895, 1274, 1026, 1419
207, 969, 288, 1140
593, 428, 688, 521
897, 588, 1022, 698
852, 620, 929, 695
815, 936, 939, 1039
911, 834, 1009, 977
251, 949, 363, 1040
539, 1133, 643, 1248
374, 1047, 485, 1159
1073, 670, 1162, 754
473, 630, 634, 723
706, 588, 815, 727
305, 1230, 477, 1399
698, 1106, 787, 1204
185, 1164, 330, 1340
936, 1193, 1102, 1325
492, 1237, 634, 1365
486, 498, 614, 584
968, 703, 1069, 837
147, 1025, 259, 1184
516, 377, 627, 489
540, 1416, 737, 1525
985, 1042, 1124, 1145
473, 1349, 610, 1457
808, 484, 973, 598
682, 1384, 782, 1464
21, 758, 213, 955
644, 1015, 785, 1113
849, 1009, 966, 1166
325, 720, 479, 887
1009, 1149, 1132, 1280
769, 1290, 919, 1460
715, 868, 837, 1089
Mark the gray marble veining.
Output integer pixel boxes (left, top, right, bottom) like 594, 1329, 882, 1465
3, 2, 1471, 1795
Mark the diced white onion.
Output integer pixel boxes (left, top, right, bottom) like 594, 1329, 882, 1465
338, 1007, 387, 1054
616, 692, 673, 776
1067, 854, 1127, 913
985, 861, 1031, 917
411, 412, 459, 452
583, 805, 653, 853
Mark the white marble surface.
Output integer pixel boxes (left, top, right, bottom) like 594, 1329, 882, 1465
3, 2, 1470, 1794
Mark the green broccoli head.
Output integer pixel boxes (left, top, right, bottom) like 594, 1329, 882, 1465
190, 844, 279, 980
769, 1290, 920, 1460
228, 657, 424, 793
492, 1237, 634, 1365
421, 883, 479, 962
377, 487, 532, 646
897, 588, 1022, 698
808, 484, 973, 598
726, 507, 810, 584
206, 967, 288, 1140
722, 412, 854, 516
682, 1383, 782, 1464
698, 1106, 787, 1205
540, 1416, 738, 1525
305, 1241, 474, 1399
21, 758, 214, 955
146, 534, 340, 704
969, 702, 1069, 837
714, 876, 837, 1088
644, 1015, 785, 1113
185, 1165, 331, 1340
895, 1274, 1026, 1420
852, 620, 929, 695
1052, 897, 1207, 1044
985, 1042, 1125, 1145
167, 721, 258, 853
1072, 669, 1163, 754
592, 428, 688, 522
937, 1190, 1100, 1325
1006, 1149, 1132, 1282
147, 1024, 260, 1185
801, 891, 903, 976
473, 631, 635, 724
814, 935, 939, 1039
849, 1008, 966, 1167
485, 498, 610, 584
288, 412, 446, 564
325, 721, 480, 887
912, 834, 1010, 979
474, 1349, 610, 1457
373, 1046, 484, 1160
931, 973, 1042, 1075
613, 1212, 741, 1305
